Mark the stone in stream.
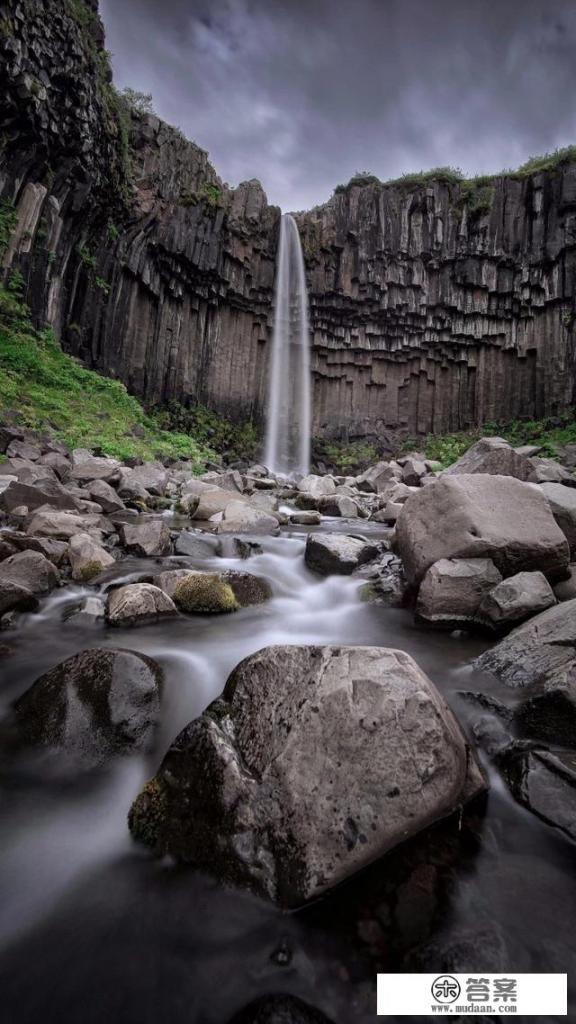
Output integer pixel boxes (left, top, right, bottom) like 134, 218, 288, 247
297, 474, 336, 497
395, 474, 570, 585
217, 536, 264, 558
0, 549, 60, 596
154, 569, 271, 610
474, 598, 576, 687
173, 531, 217, 557
514, 663, 576, 748
106, 583, 178, 626
216, 501, 279, 535
120, 520, 171, 557
478, 570, 556, 627
128, 645, 485, 907
68, 532, 115, 581
499, 748, 576, 842
0, 579, 38, 617
305, 533, 379, 575
227, 995, 335, 1024
416, 558, 502, 626
12, 648, 163, 768
317, 494, 360, 518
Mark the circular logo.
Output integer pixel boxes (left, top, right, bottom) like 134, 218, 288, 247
431, 975, 461, 1004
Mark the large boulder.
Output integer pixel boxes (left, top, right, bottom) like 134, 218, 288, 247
0, 549, 59, 597
474, 598, 576, 687
26, 510, 112, 541
68, 533, 115, 581
69, 457, 121, 484
125, 463, 169, 496
216, 501, 279, 535
395, 474, 570, 585
356, 461, 401, 494
297, 475, 336, 497
478, 571, 556, 627
0, 579, 38, 616
120, 520, 171, 557
106, 583, 178, 626
305, 533, 378, 575
129, 646, 485, 907
192, 488, 245, 520
173, 531, 217, 557
87, 479, 126, 514
529, 457, 576, 486
0, 479, 77, 514
514, 663, 576, 748
443, 437, 532, 480
416, 558, 502, 626
13, 648, 163, 767
539, 482, 576, 553
317, 495, 360, 518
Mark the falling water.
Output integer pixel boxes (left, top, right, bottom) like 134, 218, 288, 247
264, 213, 311, 476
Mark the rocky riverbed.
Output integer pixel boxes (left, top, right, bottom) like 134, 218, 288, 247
1, 427, 576, 1022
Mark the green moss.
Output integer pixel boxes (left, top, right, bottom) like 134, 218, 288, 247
155, 401, 259, 462
128, 777, 168, 848
0, 284, 215, 466
315, 439, 379, 474
79, 560, 105, 582
404, 410, 576, 468
180, 182, 223, 209
173, 574, 239, 614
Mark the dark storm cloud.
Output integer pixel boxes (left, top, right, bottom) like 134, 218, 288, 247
100, 0, 576, 210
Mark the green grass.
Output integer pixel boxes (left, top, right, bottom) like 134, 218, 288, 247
155, 401, 259, 463
314, 439, 380, 474
404, 413, 576, 469
0, 282, 216, 466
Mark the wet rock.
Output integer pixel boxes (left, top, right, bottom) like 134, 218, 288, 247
514, 663, 576, 748
539, 482, 576, 553
221, 570, 272, 606
173, 531, 217, 557
297, 474, 336, 497
164, 572, 239, 614
63, 596, 106, 626
289, 511, 322, 525
317, 494, 359, 518
416, 558, 502, 626
227, 994, 335, 1024
0, 549, 60, 596
500, 748, 576, 841
192, 488, 243, 520
305, 533, 379, 575
371, 500, 404, 524
107, 583, 178, 626
217, 501, 279, 535
129, 645, 485, 906
0, 531, 69, 566
0, 579, 38, 617
0, 479, 77, 514
26, 510, 112, 541
443, 437, 533, 480
358, 552, 407, 607
554, 564, 576, 601
395, 474, 570, 585
13, 648, 163, 767
478, 570, 556, 627
475, 598, 576, 687
120, 520, 171, 557
68, 532, 115, 581
87, 479, 126, 514
69, 458, 121, 484
217, 536, 263, 558
529, 457, 576, 486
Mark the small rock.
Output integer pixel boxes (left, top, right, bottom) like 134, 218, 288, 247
479, 571, 556, 626
68, 532, 115, 582
217, 501, 279, 535
305, 533, 380, 575
107, 583, 178, 626
120, 520, 171, 557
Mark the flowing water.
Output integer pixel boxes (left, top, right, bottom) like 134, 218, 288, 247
0, 523, 575, 1023
264, 214, 311, 477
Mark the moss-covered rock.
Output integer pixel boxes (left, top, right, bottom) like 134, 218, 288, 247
173, 573, 239, 614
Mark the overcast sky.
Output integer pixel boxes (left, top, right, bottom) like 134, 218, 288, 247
100, 0, 576, 212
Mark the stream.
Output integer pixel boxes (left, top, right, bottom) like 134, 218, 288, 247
0, 521, 575, 1023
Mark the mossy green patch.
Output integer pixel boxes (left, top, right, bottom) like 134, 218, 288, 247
173, 574, 239, 614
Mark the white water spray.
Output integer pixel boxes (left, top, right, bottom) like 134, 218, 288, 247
264, 213, 311, 476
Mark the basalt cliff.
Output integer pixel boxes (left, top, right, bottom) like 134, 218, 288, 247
1, 0, 575, 443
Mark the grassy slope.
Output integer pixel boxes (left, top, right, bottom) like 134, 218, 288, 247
0, 279, 216, 466
407, 417, 576, 469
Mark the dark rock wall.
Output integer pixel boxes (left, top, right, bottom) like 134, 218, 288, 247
1, 0, 575, 441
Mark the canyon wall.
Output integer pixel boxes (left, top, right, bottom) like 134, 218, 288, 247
1, 0, 575, 443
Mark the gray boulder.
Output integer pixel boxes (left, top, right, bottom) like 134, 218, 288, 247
69, 457, 121, 484
297, 474, 336, 497
6, 438, 42, 461
129, 645, 485, 906
514, 663, 576, 748
305, 533, 378, 575
289, 511, 322, 525
0, 479, 77, 514
478, 571, 556, 626
26, 510, 112, 541
192, 488, 243, 520
395, 474, 569, 585
107, 583, 178, 626
120, 520, 171, 557
356, 461, 401, 494
317, 495, 360, 518
87, 479, 126, 514
554, 565, 576, 601
173, 531, 217, 557
125, 462, 169, 496
68, 533, 115, 581
443, 437, 532, 480
154, 569, 271, 610
539, 482, 576, 553
529, 456, 576, 486
474, 598, 576, 687
37, 451, 71, 480
402, 457, 427, 486
416, 558, 502, 626
13, 648, 163, 767
0, 549, 59, 596
500, 748, 576, 841
0, 579, 38, 616
217, 501, 279, 535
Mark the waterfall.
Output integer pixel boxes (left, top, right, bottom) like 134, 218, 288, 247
264, 213, 311, 477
